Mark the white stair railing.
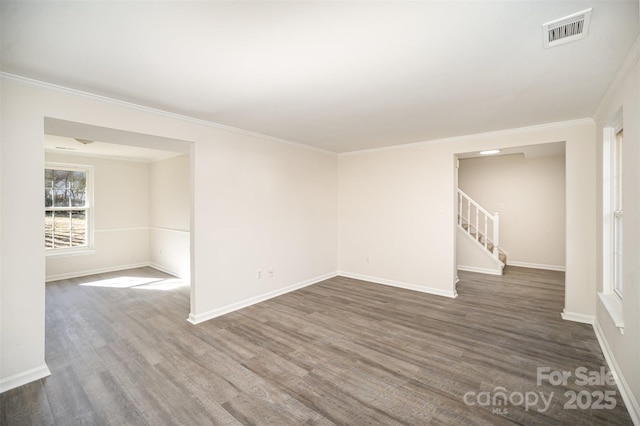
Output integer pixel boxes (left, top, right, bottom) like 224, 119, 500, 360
457, 189, 501, 260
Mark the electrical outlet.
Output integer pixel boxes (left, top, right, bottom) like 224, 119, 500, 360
257, 269, 262, 279
268, 268, 274, 278
366, 257, 370, 264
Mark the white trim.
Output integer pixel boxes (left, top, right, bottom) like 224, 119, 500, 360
94, 226, 187, 233
45, 248, 97, 258
597, 292, 624, 332
148, 262, 185, 280
603, 126, 615, 296
593, 319, 640, 425
339, 118, 594, 156
560, 310, 594, 324
46, 262, 150, 282
457, 265, 503, 276
149, 226, 190, 234
1, 72, 336, 156
187, 272, 338, 324
337, 271, 458, 299
608, 108, 624, 134
0, 364, 51, 394
507, 261, 566, 272
94, 226, 149, 233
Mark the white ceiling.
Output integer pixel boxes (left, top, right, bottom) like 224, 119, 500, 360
1, 1, 638, 153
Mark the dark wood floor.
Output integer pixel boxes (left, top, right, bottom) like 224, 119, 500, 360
1, 266, 632, 425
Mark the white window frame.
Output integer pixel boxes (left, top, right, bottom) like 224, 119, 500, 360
45, 162, 95, 256
599, 109, 624, 333
612, 129, 623, 298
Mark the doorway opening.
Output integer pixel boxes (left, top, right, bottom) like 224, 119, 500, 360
43, 118, 194, 311
454, 142, 566, 281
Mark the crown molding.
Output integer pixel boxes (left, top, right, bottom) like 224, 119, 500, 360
0, 72, 336, 157
594, 34, 640, 120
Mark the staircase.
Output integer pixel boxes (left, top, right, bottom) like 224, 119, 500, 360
457, 189, 507, 274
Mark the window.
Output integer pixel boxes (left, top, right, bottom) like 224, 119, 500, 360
599, 112, 624, 333
45, 164, 93, 253
613, 129, 623, 298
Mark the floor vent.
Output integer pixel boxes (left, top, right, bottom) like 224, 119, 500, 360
543, 8, 592, 48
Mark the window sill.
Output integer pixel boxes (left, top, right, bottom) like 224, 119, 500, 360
598, 292, 624, 334
46, 248, 96, 258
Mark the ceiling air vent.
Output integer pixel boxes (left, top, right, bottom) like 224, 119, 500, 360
543, 8, 592, 48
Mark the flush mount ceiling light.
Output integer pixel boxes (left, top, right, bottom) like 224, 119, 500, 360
75, 138, 94, 145
480, 149, 500, 155
543, 8, 592, 48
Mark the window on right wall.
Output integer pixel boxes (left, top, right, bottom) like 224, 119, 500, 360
612, 128, 623, 299
600, 109, 624, 333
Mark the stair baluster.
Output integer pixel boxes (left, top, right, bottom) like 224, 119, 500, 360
467, 198, 471, 237
484, 215, 488, 250
475, 207, 479, 243
493, 212, 500, 259
457, 188, 505, 265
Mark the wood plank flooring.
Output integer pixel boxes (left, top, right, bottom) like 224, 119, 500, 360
1, 266, 632, 425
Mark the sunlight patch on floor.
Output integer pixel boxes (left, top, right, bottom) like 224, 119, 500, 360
80, 276, 187, 290
134, 278, 187, 291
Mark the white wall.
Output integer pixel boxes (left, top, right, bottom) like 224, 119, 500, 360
338, 120, 595, 316
0, 76, 338, 391
338, 145, 457, 297
44, 152, 150, 281
458, 153, 566, 270
593, 42, 640, 422
149, 155, 190, 279
191, 131, 338, 321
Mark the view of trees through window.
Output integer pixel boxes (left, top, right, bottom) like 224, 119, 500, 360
45, 168, 88, 249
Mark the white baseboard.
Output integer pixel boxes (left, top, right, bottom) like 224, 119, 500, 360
337, 271, 458, 299
0, 364, 51, 394
593, 319, 640, 425
561, 310, 595, 325
46, 262, 151, 282
507, 261, 566, 272
457, 265, 503, 276
187, 272, 338, 325
148, 262, 185, 280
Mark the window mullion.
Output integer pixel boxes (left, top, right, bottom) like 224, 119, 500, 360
52, 210, 56, 249
46, 206, 88, 212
